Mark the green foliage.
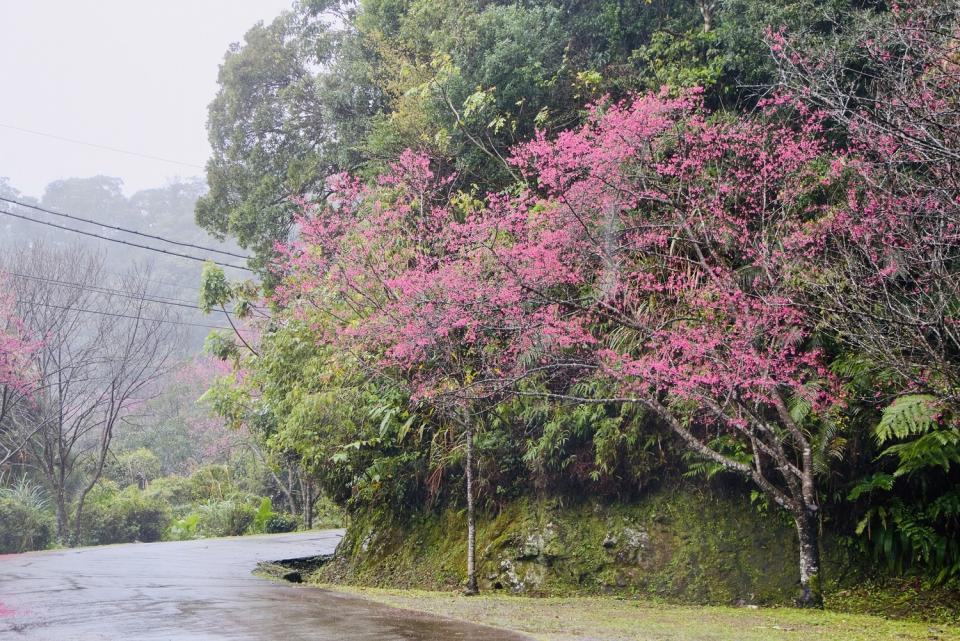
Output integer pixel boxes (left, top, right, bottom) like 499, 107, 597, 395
875, 395, 958, 477
107, 448, 162, 489
265, 513, 300, 533
144, 475, 195, 516
185, 464, 238, 502
847, 474, 895, 501
0, 496, 53, 553
630, 29, 728, 95
197, 499, 257, 537
841, 393, 960, 583
251, 497, 275, 533
168, 513, 202, 541
0, 475, 49, 512
80, 485, 172, 546
198, 262, 233, 314
876, 394, 941, 443
853, 494, 960, 584
196, 5, 367, 261
200, 0, 819, 267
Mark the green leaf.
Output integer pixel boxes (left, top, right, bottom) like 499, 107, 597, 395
875, 394, 939, 443
847, 473, 894, 501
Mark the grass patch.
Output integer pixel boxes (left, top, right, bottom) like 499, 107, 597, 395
317, 584, 960, 641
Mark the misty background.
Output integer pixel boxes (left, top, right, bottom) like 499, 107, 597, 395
0, 0, 291, 344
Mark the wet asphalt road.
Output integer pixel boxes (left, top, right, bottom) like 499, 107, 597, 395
0, 531, 527, 641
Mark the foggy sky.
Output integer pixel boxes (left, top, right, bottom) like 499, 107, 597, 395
0, 0, 294, 199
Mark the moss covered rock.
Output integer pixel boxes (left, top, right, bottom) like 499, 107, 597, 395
319, 484, 818, 605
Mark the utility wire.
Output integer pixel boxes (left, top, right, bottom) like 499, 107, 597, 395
0, 196, 251, 260
0, 206, 253, 272
5, 269, 268, 316
17, 299, 233, 331
0, 123, 205, 169
101, 270, 269, 314
1, 269, 245, 317
104, 268, 213, 299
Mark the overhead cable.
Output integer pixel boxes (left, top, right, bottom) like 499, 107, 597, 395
17, 300, 234, 331
0, 206, 253, 272
0, 196, 251, 260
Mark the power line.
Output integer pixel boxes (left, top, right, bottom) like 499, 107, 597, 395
0, 122, 205, 169
104, 268, 210, 298
0, 206, 253, 272
1, 269, 234, 317
0, 196, 251, 260
3, 269, 267, 316
17, 299, 233, 331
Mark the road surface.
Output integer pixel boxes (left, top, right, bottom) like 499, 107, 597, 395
0, 531, 527, 641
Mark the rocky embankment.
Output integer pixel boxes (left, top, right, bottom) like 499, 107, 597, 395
318, 485, 848, 605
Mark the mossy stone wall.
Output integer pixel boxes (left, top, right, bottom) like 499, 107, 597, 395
321, 484, 814, 605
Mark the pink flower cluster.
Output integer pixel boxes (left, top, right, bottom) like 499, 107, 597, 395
270, 85, 928, 423
0, 277, 39, 397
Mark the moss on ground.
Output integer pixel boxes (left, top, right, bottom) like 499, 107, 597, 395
317, 585, 960, 641
826, 578, 960, 625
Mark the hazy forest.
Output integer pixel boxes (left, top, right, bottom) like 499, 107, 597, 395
1, 0, 959, 639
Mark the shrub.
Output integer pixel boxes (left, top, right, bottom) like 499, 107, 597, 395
186, 465, 237, 502
265, 514, 299, 533
196, 499, 256, 537
250, 497, 274, 533
80, 486, 172, 546
107, 448, 162, 489
0, 496, 53, 553
144, 476, 194, 518
0, 475, 50, 511
167, 512, 201, 541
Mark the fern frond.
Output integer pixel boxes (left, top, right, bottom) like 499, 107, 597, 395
882, 428, 960, 476
875, 394, 940, 443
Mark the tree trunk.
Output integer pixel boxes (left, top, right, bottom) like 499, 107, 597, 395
54, 490, 69, 544
73, 492, 89, 546
298, 470, 313, 529
464, 423, 478, 595
304, 478, 314, 529
698, 0, 714, 32
794, 509, 823, 608
283, 466, 297, 515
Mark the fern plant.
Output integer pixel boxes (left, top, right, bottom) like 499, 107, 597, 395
847, 393, 960, 583
875, 394, 958, 476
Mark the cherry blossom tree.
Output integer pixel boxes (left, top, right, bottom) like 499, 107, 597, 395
438, 91, 850, 607
769, 0, 960, 404
275, 151, 516, 593
275, 77, 948, 605
288, 95, 853, 606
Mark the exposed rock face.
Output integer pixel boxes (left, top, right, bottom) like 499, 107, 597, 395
320, 485, 845, 605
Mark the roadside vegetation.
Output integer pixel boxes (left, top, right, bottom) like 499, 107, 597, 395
0, 246, 340, 553
0, 458, 341, 553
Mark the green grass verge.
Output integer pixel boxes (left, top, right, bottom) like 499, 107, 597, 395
317, 584, 960, 641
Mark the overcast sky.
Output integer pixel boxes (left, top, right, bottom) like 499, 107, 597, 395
0, 0, 294, 199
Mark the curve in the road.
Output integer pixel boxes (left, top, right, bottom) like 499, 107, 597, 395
0, 531, 529, 641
